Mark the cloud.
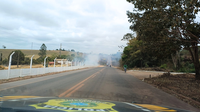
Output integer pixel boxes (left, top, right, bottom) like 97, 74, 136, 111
0, 0, 133, 54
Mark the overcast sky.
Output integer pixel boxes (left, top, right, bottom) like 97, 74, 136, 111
1, 1, 200, 55
0, 0, 133, 54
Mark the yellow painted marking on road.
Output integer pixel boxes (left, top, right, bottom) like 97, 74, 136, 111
135, 104, 177, 112
58, 75, 94, 97
0, 68, 94, 91
0, 96, 39, 101
91, 74, 96, 78
59, 68, 104, 97
65, 84, 84, 97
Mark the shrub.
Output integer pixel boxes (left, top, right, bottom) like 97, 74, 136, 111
145, 63, 149, 68
160, 64, 167, 69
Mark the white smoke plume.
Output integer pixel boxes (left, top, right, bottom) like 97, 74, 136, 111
84, 54, 99, 66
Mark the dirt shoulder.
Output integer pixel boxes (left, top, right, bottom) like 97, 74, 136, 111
127, 70, 200, 110
127, 70, 164, 80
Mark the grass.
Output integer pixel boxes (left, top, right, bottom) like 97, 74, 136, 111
0, 49, 72, 60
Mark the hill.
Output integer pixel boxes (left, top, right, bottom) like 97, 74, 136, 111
0, 49, 73, 60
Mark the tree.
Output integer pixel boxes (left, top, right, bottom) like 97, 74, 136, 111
22, 57, 30, 65
71, 49, 75, 52
71, 54, 75, 57
8, 50, 25, 67
59, 55, 67, 59
66, 55, 73, 61
0, 53, 2, 61
2, 58, 8, 65
38, 43, 47, 58
2, 45, 6, 49
126, 0, 200, 79
122, 37, 161, 68
48, 53, 58, 61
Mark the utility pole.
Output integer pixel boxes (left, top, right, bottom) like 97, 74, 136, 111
60, 43, 62, 58
54, 57, 57, 68
30, 55, 34, 75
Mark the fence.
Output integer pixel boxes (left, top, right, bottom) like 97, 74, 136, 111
0, 65, 90, 80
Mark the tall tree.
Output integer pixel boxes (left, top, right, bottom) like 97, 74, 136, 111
2, 45, 6, 49
8, 50, 25, 66
126, 0, 200, 79
38, 43, 47, 58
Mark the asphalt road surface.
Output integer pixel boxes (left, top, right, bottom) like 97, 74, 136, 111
0, 67, 199, 111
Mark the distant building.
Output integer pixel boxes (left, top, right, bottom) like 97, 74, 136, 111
55, 59, 68, 64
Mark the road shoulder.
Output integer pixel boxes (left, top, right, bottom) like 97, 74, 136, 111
126, 70, 200, 110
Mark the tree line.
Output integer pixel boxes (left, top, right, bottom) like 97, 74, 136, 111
121, 0, 200, 79
0, 43, 83, 67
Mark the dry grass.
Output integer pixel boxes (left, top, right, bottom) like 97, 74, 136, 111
3, 64, 72, 69
0, 49, 73, 60
4, 64, 44, 69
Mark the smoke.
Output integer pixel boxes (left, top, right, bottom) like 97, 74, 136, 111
84, 54, 99, 66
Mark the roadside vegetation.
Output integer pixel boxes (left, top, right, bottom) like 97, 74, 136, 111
121, 0, 200, 108
0, 43, 84, 70
121, 0, 200, 79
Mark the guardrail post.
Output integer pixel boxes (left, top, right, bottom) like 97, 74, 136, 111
54, 57, 57, 72
44, 56, 48, 74
44, 56, 48, 68
7, 52, 15, 79
30, 55, 34, 75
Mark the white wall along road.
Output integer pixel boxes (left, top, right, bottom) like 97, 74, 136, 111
0, 52, 90, 79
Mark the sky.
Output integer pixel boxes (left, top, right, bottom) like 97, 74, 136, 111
0, 0, 133, 54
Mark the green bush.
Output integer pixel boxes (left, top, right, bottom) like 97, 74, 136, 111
160, 64, 167, 69
177, 68, 186, 72
2, 58, 8, 65
177, 66, 195, 73
187, 63, 194, 69
145, 63, 149, 68
189, 68, 195, 73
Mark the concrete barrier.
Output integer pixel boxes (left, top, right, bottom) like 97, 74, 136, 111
0, 66, 91, 79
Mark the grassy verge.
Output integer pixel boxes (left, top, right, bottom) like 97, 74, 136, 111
144, 73, 200, 109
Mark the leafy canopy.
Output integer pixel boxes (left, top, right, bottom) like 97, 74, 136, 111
38, 43, 47, 58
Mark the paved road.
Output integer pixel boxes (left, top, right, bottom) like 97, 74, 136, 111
0, 67, 198, 111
